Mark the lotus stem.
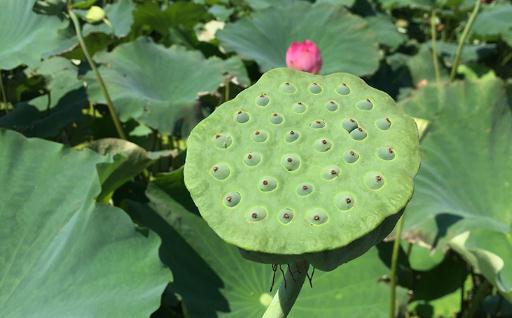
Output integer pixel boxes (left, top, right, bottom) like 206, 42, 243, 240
430, 10, 441, 85
450, 0, 481, 82
389, 214, 406, 318
68, 6, 127, 140
262, 262, 308, 318
0, 72, 8, 112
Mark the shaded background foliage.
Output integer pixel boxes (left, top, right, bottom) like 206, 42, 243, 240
0, 0, 512, 317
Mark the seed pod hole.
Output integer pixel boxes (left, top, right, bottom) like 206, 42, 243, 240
376, 117, 392, 130
256, 94, 269, 107
342, 118, 358, 132
253, 130, 269, 142
248, 207, 267, 222
336, 193, 354, 210
281, 154, 301, 171
280, 81, 296, 94
323, 166, 340, 180
356, 98, 373, 110
234, 110, 250, 123
336, 83, 350, 95
365, 172, 385, 190
259, 177, 278, 192
244, 152, 262, 166
223, 192, 241, 207
377, 147, 395, 160
292, 102, 307, 113
297, 183, 314, 196
325, 100, 339, 112
314, 138, 332, 152
211, 164, 230, 180
308, 209, 328, 225
278, 208, 294, 224
350, 127, 367, 140
343, 150, 359, 163
285, 130, 300, 143
310, 120, 326, 129
212, 133, 232, 149
309, 82, 322, 94
271, 112, 284, 124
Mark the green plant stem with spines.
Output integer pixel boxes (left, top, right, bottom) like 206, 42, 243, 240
68, 7, 127, 140
450, 0, 481, 82
389, 214, 405, 318
430, 10, 441, 85
262, 262, 308, 318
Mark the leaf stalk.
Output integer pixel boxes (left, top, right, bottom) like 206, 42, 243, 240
68, 6, 127, 140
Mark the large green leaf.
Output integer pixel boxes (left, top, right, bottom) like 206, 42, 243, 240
85, 37, 224, 133
216, 2, 380, 76
400, 78, 512, 300
83, 138, 173, 202
0, 0, 74, 70
366, 14, 406, 50
132, 179, 406, 318
473, 3, 512, 46
0, 57, 86, 138
0, 129, 170, 317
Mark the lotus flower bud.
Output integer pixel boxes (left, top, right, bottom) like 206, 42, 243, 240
286, 40, 322, 74
85, 6, 105, 24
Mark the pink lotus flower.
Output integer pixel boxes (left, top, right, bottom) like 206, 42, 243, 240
286, 40, 322, 74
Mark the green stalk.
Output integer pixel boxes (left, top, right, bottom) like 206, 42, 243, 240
389, 214, 406, 318
0, 71, 8, 112
68, 7, 127, 140
449, 0, 481, 82
262, 262, 308, 318
430, 10, 441, 85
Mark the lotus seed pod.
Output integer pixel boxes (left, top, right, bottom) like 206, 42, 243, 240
185, 68, 420, 271
85, 5, 105, 23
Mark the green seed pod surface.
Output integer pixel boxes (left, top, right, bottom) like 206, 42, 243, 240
185, 68, 420, 269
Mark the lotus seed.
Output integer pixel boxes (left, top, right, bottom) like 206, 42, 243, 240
297, 183, 313, 196
253, 130, 268, 142
281, 154, 300, 171
343, 150, 359, 163
365, 172, 385, 190
271, 112, 284, 124
356, 98, 373, 110
308, 209, 328, 225
244, 152, 262, 166
278, 208, 294, 224
342, 118, 358, 132
314, 138, 332, 152
234, 110, 250, 123
376, 117, 392, 130
309, 82, 322, 94
211, 164, 230, 180
256, 94, 269, 106
223, 192, 241, 207
248, 207, 267, 221
292, 102, 307, 113
310, 120, 325, 129
336, 83, 350, 95
280, 81, 296, 94
285, 130, 300, 143
336, 193, 354, 210
323, 166, 340, 180
259, 177, 277, 192
350, 127, 367, 140
377, 147, 395, 160
325, 100, 338, 111
213, 133, 232, 149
